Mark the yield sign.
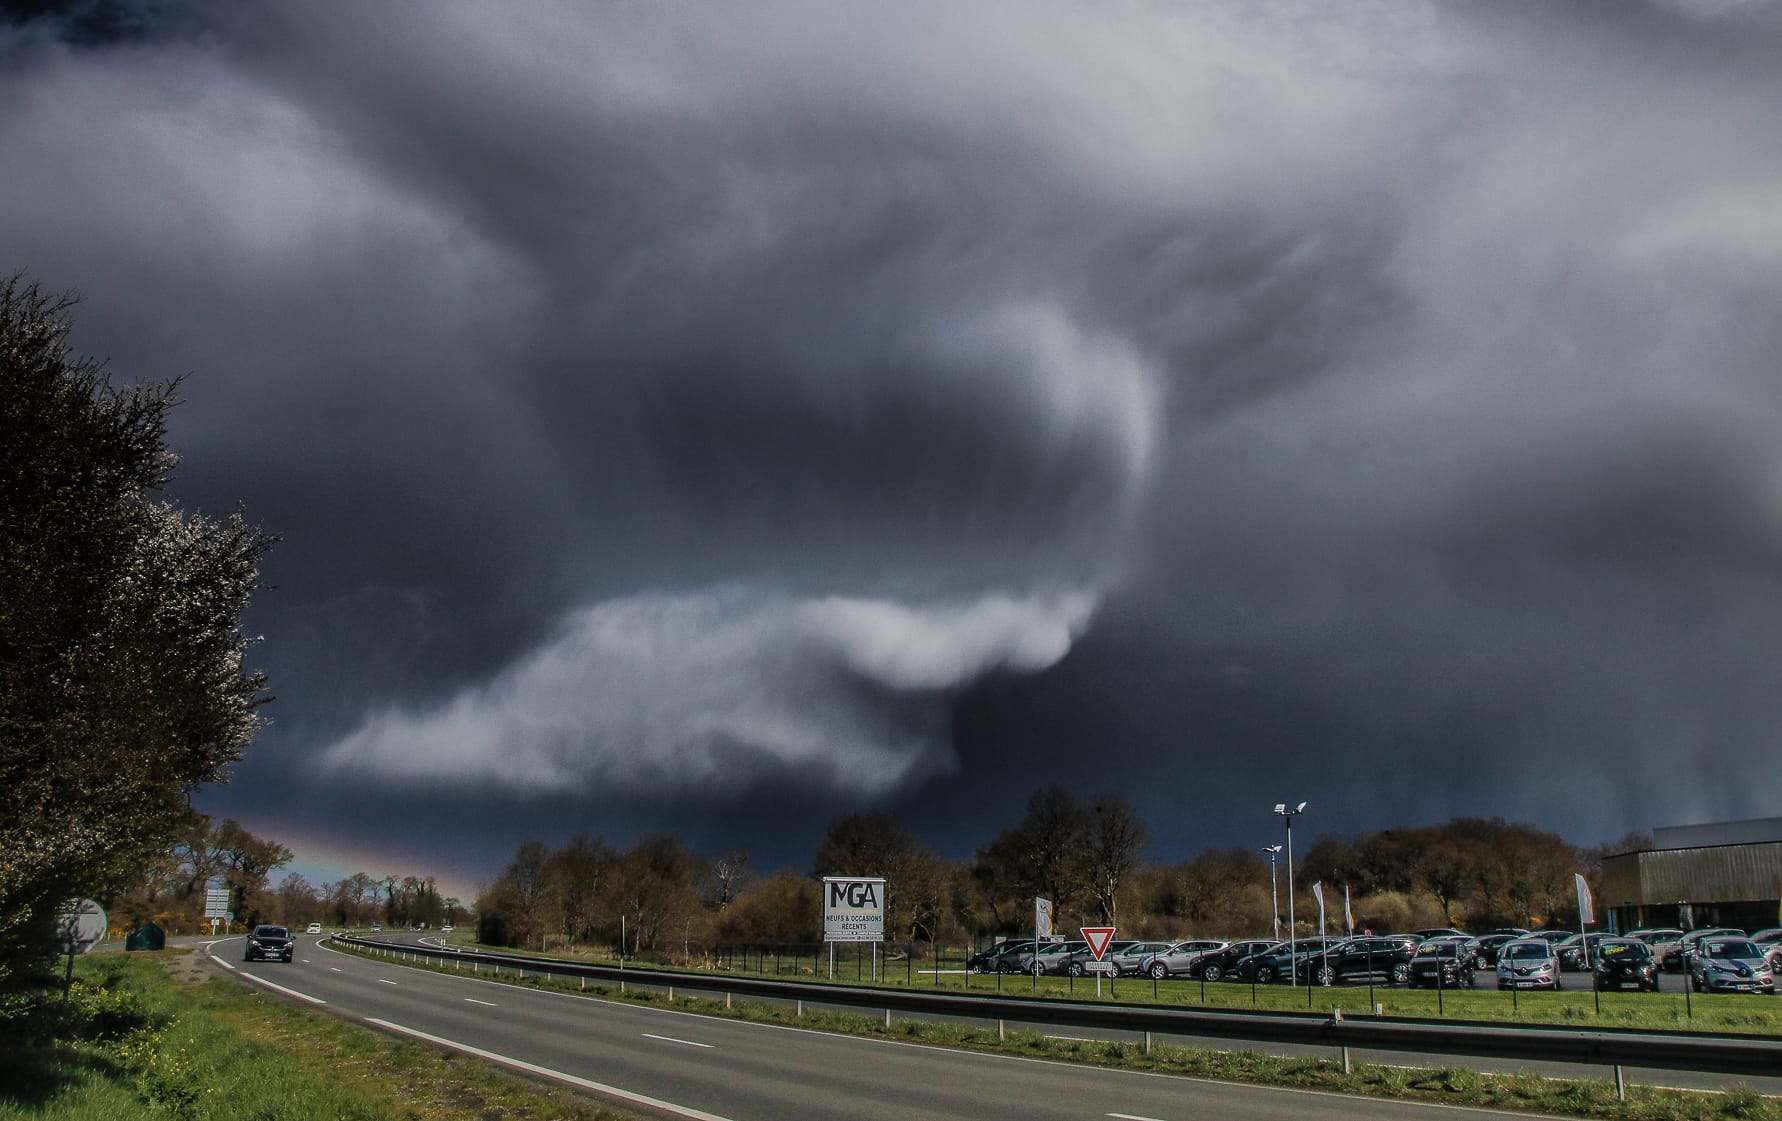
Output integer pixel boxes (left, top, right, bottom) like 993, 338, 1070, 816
1080, 927, 1117, 960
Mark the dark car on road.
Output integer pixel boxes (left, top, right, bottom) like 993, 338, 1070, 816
1301, 935, 1419, 986
244, 924, 294, 963
1592, 938, 1659, 991
1407, 940, 1475, 987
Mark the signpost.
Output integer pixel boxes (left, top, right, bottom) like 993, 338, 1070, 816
822, 877, 886, 980
1081, 925, 1116, 997
57, 899, 107, 996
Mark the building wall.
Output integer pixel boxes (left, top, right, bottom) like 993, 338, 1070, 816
1602, 843, 1782, 934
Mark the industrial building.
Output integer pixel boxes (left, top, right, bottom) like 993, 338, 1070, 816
1601, 816, 1782, 934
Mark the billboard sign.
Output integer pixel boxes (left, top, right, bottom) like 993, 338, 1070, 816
822, 877, 886, 943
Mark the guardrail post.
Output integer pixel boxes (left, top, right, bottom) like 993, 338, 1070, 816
796, 999, 803, 1017
1144, 1030, 1152, 1054
1615, 1064, 1626, 1100
998, 1019, 1005, 1042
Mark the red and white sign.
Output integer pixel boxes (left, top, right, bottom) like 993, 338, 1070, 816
1080, 927, 1117, 960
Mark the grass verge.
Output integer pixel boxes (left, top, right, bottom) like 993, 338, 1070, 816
345, 940, 1782, 1121
0, 951, 636, 1121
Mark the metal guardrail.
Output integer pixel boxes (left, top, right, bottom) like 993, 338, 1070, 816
334, 936, 1782, 1078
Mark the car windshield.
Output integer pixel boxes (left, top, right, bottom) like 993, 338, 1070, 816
1705, 940, 1760, 958
1598, 941, 1648, 959
1419, 943, 1460, 958
1505, 943, 1548, 959
255, 926, 287, 937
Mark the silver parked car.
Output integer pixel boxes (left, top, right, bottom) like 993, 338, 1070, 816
1140, 939, 1228, 980
1496, 939, 1561, 990
1688, 938, 1775, 993
1018, 940, 1089, 976
1092, 941, 1174, 977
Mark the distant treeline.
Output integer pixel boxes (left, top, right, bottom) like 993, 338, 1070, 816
473, 786, 1645, 961
110, 812, 466, 934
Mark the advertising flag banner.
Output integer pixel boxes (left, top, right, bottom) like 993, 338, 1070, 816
1311, 881, 1323, 909
1574, 873, 1595, 926
1343, 885, 1354, 935
1035, 897, 1053, 940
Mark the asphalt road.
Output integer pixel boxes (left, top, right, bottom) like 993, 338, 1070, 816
204, 935, 1565, 1121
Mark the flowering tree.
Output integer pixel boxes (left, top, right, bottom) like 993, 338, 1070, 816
0, 275, 273, 999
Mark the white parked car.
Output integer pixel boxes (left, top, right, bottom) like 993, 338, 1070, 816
306, 922, 322, 934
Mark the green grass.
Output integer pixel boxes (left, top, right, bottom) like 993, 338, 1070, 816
0, 952, 636, 1121
341, 940, 1782, 1121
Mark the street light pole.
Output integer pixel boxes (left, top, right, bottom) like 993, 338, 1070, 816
1274, 802, 1307, 987
1262, 845, 1283, 943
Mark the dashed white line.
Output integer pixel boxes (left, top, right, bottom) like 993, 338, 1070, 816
378, 978, 398, 985
465, 997, 498, 1007
368, 1019, 735, 1121
330, 967, 343, 973
642, 1032, 714, 1049
1109, 1114, 1169, 1121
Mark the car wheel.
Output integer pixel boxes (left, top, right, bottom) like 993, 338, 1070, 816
1150, 962, 1169, 980
1201, 963, 1223, 982
1255, 965, 1276, 984
967, 962, 985, 974
1066, 962, 1084, 978
1030, 962, 1044, 977
1315, 964, 1336, 986
1390, 962, 1411, 984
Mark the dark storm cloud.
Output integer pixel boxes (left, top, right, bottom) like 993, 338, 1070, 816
4, 0, 1781, 878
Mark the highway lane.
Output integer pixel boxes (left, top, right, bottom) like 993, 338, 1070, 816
207, 936, 1546, 1121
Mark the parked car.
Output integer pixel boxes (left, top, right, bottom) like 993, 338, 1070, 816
1662, 928, 1743, 973
1049, 940, 1115, 977
1301, 936, 1420, 986
1141, 939, 1228, 980
1688, 937, 1775, 993
1237, 937, 1343, 983
1532, 930, 1575, 945
1190, 939, 1279, 982
1555, 932, 1615, 971
1627, 928, 1685, 965
1473, 933, 1519, 969
1592, 938, 1659, 991
1414, 928, 1469, 941
1489, 927, 1531, 937
244, 924, 294, 963
1407, 940, 1475, 987
1020, 940, 1089, 976
968, 939, 1038, 974
1094, 941, 1175, 977
1748, 928, 1782, 971
1496, 939, 1561, 990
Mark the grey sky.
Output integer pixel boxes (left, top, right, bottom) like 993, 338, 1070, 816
6, 0, 1781, 891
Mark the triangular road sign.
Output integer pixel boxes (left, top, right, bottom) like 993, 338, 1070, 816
1080, 926, 1117, 960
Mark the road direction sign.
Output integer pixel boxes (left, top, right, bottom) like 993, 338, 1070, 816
58, 899, 107, 955
1080, 927, 1116, 960
204, 887, 230, 919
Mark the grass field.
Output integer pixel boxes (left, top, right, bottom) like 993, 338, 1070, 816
0, 951, 634, 1121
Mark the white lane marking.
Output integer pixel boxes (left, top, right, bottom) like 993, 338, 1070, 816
642, 1032, 714, 1049
331, 967, 344, 973
465, 997, 498, 1007
236, 969, 329, 1005
378, 978, 399, 985
217, 960, 237, 971
367, 1019, 735, 1121
1110, 1114, 1170, 1121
